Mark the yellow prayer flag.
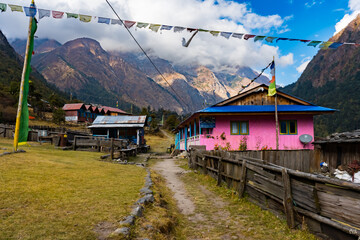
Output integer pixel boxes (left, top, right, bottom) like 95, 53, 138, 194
79, 14, 92, 23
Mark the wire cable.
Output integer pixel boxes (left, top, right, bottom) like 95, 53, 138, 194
105, 0, 190, 112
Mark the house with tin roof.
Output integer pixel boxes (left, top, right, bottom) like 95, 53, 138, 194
89, 115, 147, 145
175, 84, 336, 151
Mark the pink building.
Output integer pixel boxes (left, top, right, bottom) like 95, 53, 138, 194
175, 85, 335, 151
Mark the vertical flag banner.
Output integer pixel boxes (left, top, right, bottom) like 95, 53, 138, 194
14, 10, 38, 149
268, 60, 276, 96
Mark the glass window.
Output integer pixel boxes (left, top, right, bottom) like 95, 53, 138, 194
230, 122, 239, 135
230, 121, 249, 135
240, 121, 248, 135
289, 121, 297, 134
280, 121, 288, 134
280, 120, 297, 135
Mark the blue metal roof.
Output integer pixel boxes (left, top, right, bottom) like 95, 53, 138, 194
198, 105, 336, 113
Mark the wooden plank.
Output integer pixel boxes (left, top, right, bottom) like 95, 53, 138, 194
246, 163, 276, 180
315, 183, 360, 228
282, 168, 295, 229
238, 160, 247, 198
202, 156, 207, 175
295, 207, 360, 237
217, 157, 223, 186
110, 138, 114, 160
291, 178, 318, 212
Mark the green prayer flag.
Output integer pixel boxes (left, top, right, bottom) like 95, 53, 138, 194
0, 3, 7, 12
320, 41, 333, 49
18, 18, 37, 144
66, 12, 79, 19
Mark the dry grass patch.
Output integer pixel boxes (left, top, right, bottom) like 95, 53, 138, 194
0, 138, 146, 240
145, 132, 172, 154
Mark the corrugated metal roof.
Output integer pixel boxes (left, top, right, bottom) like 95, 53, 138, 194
92, 115, 146, 125
88, 123, 145, 128
198, 105, 336, 113
62, 103, 85, 111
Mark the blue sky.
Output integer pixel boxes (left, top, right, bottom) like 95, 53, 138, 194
0, 0, 358, 87
243, 0, 351, 86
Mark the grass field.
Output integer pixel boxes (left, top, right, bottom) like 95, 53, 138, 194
145, 130, 173, 153
0, 138, 146, 239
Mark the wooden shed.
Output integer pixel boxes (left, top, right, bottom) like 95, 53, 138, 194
313, 129, 360, 171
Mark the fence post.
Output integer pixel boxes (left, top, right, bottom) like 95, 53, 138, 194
202, 156, 207, 175
110, 138, 114, 160
217, 157, 223, 186
73, 136, 77, 151
238, 160, 247, 198
97, 139, 101, 152
282, 168, 295, 229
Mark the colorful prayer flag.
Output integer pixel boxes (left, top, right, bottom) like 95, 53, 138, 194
8, 4, 23, 12
52, 11, 64, 19
23, 6, 36, 17
187, 28, 197, 33
307, 41, 322, 47
137, 22, 149, 28
124, 20, 136, 28
17, 17, 37, 145
319, 41, 333, 49
149, 24, 161, 32
79, 14, 91, 22
160, 25, 173, 31
329, 42, 343, 49
66, 13, 79, 19
232, 33, 243, 39
0, 3, 7, 12
38, 9, 50, 19
300, 39, 311, 43
98, 17, 110, 24
220, 32, 232, 39
276, 37, 289, 43
174, 26, 185, 32
243, 34, 256, 40
265, 37, 277, 43
210, 31, 220, 36
254, 36, 266, 42
111, 19, 122, 25
198, 29, 209, 32
268, 60, 276, 97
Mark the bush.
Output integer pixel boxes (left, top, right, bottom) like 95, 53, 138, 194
52, 109, 65, 125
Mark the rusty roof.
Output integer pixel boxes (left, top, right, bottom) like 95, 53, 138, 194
62, 103, 85, 111
101, 106, 128, 114
92, 115, 146, 125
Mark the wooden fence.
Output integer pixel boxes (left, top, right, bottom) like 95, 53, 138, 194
189, 148, 360, 240
231, 150, 317, 173
73, 136, 128, 152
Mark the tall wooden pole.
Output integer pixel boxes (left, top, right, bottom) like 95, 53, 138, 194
13, 0, 35, 151
274, 56, 279, 150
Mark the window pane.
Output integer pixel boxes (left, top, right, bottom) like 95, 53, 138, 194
231, 122, 238, 134
289, 121, 297, 134
240, 122, 248, 134
280, 121, 287, 134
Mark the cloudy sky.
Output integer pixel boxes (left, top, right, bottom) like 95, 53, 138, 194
0, 0, 359, 86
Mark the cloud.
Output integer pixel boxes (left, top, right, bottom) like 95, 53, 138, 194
305, 0, 324, 8
334, 0, 360, 35
296, 60, 311, 73
0, 0, 293, 70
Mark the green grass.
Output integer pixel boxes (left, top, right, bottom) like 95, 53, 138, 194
145, 132, 173, 154
0, 138, 146, 240
176, 158, 317, 240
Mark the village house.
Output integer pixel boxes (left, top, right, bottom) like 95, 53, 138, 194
175, 84, 335, 151
88, 115, 147, 145
62, 103, 130, 123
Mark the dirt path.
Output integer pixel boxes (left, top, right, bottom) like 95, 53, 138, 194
152, 158, 195, 215
152, 157, 248, 239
